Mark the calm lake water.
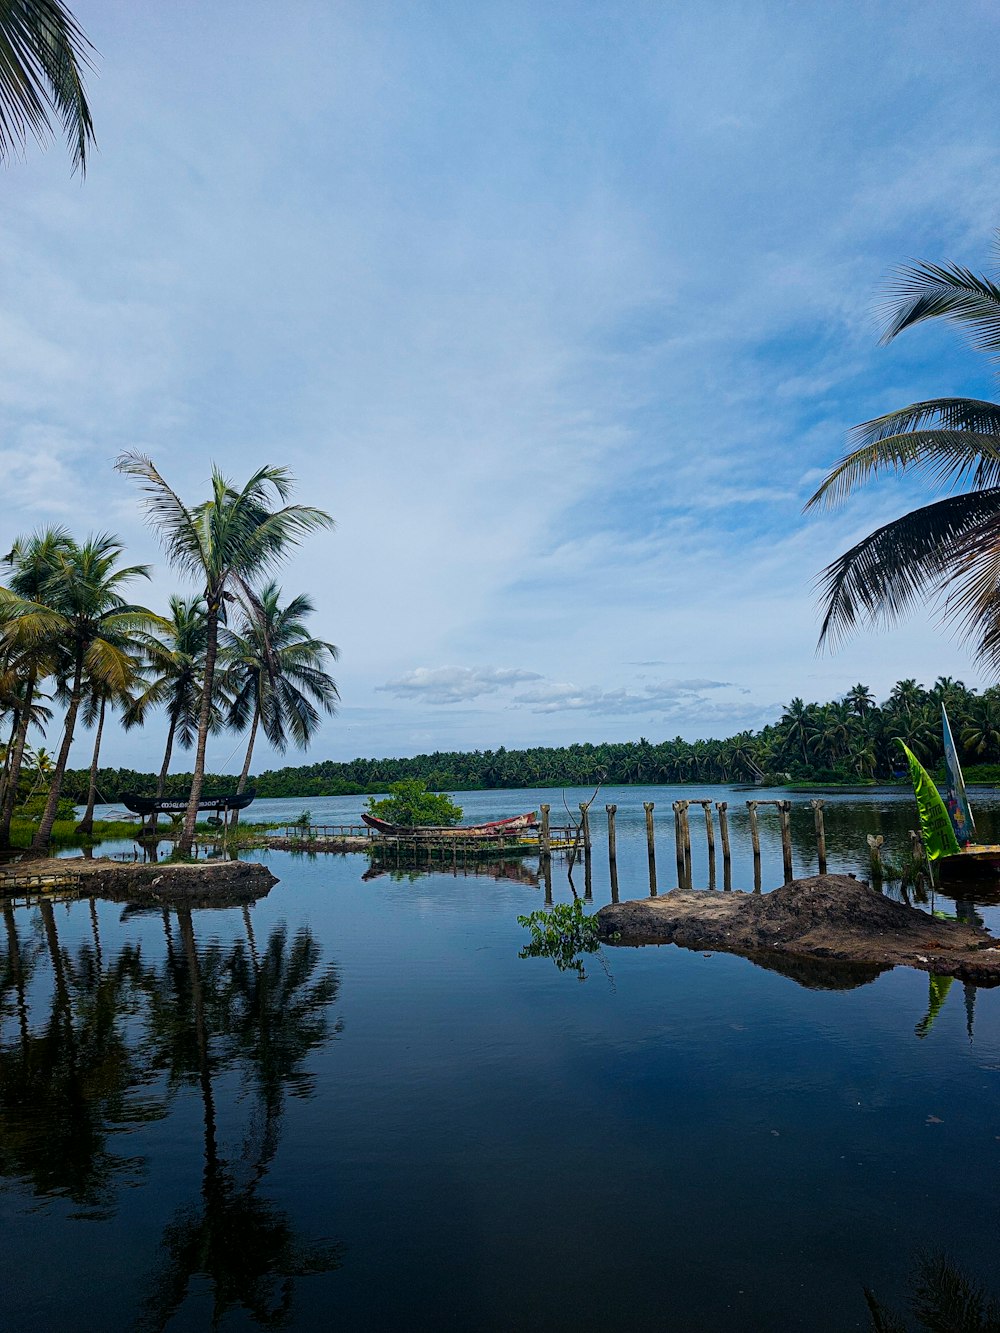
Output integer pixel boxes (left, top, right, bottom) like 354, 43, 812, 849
3, 784, 1000, 1330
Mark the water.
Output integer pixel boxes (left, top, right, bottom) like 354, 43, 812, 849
4, 785, 1000, 1330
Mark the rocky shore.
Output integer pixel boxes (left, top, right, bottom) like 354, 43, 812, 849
0, 856, 278, 907
597, 873, 1000, 986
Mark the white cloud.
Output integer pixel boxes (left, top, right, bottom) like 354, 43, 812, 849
376, 666, 542, 704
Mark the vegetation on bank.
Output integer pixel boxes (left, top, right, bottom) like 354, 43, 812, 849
39, 676, 1000, 799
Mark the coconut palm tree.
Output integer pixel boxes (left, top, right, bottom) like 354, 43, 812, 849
0, 526, 74, 847
220, 583, 338, 820
0, 0, 96, 173
125, 596, 222, 835
0, 533, 164, 854
806, 242, 1000, 668
115, 454, 334, 855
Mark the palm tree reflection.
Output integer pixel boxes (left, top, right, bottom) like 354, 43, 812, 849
0, 898, 344, 1324
137, 908, 343, 1329
0, 898, 157, 1218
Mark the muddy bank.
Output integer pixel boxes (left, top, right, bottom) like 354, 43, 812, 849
0, 856, 278, 908
596, 874, 1000, 986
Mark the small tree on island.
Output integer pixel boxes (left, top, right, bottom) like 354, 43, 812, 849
366, 780, 462, 828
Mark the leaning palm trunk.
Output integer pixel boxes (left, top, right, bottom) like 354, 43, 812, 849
29, 656, 83, 855
177, 607, 219, 856
0, 666, 36, 848
147, 711, 179, 837
75, 696, 106, 836
230, 706, 259, 831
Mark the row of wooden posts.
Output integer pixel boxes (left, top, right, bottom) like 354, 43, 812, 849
535, 797, 831, 901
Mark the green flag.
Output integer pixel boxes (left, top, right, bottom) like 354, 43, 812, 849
899, 742, 960, 861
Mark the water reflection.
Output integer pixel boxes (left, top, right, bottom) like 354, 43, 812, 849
137, 908, 343, 1329
363, 857, 539, 887
0, 897, 344, 1325
0, 897, 159, 1218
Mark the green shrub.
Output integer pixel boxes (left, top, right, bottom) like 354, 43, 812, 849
366, 779, 462, 828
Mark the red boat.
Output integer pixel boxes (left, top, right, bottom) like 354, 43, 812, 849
361, 811, 538, 838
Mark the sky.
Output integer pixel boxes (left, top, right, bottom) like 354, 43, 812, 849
3, 0, 1000, 774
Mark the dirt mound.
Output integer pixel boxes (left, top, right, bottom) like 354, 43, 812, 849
596, 874, 1000, 986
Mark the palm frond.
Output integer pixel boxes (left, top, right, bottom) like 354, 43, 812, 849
806, 408, 1000, 512
115, 451, 210, 583
881, 260, 1000, 358
0, 0, 96, 173
815, 488, 1000, 650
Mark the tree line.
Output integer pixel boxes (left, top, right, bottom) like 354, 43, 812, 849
44, 675, 1000, 804
0, 456, 336, 854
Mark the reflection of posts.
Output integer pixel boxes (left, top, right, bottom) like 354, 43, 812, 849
643, 802, 657, 896
606, 804, 619, 903
810, 799, 827, 873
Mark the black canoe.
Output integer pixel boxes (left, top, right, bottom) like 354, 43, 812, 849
122, 790, 256, 817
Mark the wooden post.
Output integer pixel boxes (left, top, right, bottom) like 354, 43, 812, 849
580, 802, 593, 899
701, 800, 716, 888
540, 804, 551, 862
606, 804, 619, 903
779, 800, 793, 883
643, 801, 657, 896
673, 801, 686, 886
681, 801, 692, 888
716, 801, 732, 891
810, 799, 827, 874
747, 801, 762, 892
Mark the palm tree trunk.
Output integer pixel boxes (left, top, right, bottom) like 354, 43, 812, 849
178, 604, 218, 856
230, 706, 259, 831
0, 666, 36, 849
29, 654, 83, 856
147, 711, 179, 837
75, 696, 106, 836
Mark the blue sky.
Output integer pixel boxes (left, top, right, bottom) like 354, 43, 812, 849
3, 0, 1000, 772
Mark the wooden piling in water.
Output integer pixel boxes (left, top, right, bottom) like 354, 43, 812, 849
696, 799, 716, 888
673, 801, 686, 886
747, 801, 762, 892
579, 803, 591, 855
540, 804, 551, 862
680, 802, 692, 887
810, 799, 827, 874
643, 802, 657, 896
716, 801, 732, 891
779, 800, 793, 883
606, 803, 619, 902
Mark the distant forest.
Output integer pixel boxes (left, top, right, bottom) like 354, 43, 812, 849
58, 676, 1000, 803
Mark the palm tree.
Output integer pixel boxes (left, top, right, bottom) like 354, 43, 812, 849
126, 596, 217, 834
115, 454, 334, 855
220, 583, 338, 820
0, 533, 164, 855
806, 241, 1000, 667
0, 526, 73, 847
0, 0, 96, 173
846, 683, 875, 717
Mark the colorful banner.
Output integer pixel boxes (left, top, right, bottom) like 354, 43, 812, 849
941, 704, 975, 846
899, 741, 960, 861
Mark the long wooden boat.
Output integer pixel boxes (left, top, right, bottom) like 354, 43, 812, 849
361, 810, 537, 838
122, 790, 256, 817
